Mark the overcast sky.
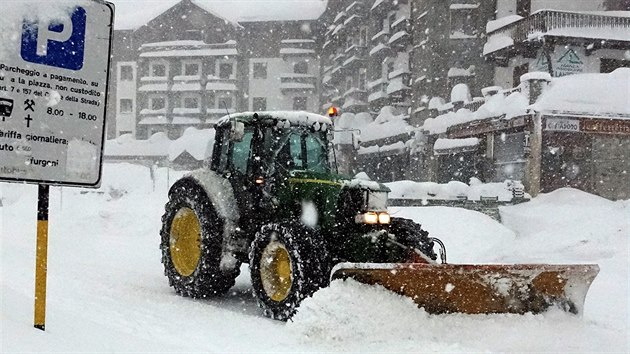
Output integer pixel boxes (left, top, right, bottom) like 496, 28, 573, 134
109, 0, 328, 30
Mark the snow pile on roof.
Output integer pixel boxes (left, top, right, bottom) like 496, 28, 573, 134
110, 0, 326, 30
423, 89, 528, 134
168, 127, 215, 161
532, 68, 630, 116
217, 111, 332, 127
385, 178, 527, 202
105, 132, 171, 157
450, 83, 472, 103
483, 34, 514, 55
360, 106, 412, 142
486, 15, 523, 33
433, 137, 479, 154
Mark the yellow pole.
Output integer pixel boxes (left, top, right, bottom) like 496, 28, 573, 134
34, 184, 49, 331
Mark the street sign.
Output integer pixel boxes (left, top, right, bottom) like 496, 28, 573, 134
0, 0, 114, 187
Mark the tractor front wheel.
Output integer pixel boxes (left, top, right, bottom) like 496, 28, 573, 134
249, 222, 329, 321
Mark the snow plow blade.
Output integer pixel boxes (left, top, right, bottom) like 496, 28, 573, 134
331, 263, 599, 315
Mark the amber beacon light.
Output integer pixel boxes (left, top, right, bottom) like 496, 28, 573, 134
327, 106, 339, 117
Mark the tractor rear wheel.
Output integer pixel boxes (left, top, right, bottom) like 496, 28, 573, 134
390, 217, 437, 261
249, 222, 329, 321
160, 179, 239, 297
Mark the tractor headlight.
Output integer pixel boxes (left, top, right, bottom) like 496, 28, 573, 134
377, 212, 390, 224
355, 211, 390, 224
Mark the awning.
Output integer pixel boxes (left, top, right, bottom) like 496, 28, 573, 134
433, 137, 479, 155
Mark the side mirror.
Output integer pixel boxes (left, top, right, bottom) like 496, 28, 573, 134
230, 121, 245, 142
352, 132, 361, 150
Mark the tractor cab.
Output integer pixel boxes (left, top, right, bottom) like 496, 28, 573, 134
209, 111, 338, 228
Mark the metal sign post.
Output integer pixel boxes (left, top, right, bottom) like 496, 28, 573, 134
34, 184, 49, 330
0, 0, 114, 331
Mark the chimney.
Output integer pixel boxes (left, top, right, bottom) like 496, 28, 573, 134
519, 72, 552, 104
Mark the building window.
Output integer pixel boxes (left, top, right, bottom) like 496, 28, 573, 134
294, 61, 308, 74
120, 98, 133, 113
150, 96, 166, 110
513, 63, 529, 86
293, 97, 307, 110
346, 76, 353, 91
207, 92, 215, 108
388, 12, 396, 30
253, 97, 267, 111
450, 9, 477, 37
219, 63, 234, 79
600, 58, 630, 73
253, 62, 267, 79
358, 68, 367, 91
120, 65, 133, 81
516, 0, 531, 17
359, 26, 368, 47
150, 62, 167, 77
183, 96, 199, 109
346, 35, 354, 49
182, 62, 200, 76
382, 17, 389, 33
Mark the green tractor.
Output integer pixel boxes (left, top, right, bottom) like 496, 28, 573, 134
160, 111, 599, 320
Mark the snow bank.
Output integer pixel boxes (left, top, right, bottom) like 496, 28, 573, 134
385, 178, 526, 202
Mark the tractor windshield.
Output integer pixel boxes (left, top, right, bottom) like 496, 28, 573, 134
275, 130, 331, 174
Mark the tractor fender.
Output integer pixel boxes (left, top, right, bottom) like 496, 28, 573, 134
171, 169, 240, 272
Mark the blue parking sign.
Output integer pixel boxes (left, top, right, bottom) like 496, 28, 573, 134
20, 7, 86, 71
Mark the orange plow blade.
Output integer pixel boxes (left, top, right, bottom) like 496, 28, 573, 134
331, 262, 599, 315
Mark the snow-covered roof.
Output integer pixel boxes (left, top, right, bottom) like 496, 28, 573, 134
360, 106, 412, 142
216, 111, 332, 127
206, 82, 238, 91
531, 68, 630, 117
111, 0, 327, 30
168, 127, 215, 161
138, 83, 168, 92
433, 137, 479, 155
172, 82, 202, 91
171, 116, 202, 125
138, 116, 169, 125
279, 48, 316, 55
139, 48, 238, 58
422, 69, 630, 135
140, 40, 206, 48
486, 15, 523, 33
105, 132, 171, 157
369, 43, 390, 56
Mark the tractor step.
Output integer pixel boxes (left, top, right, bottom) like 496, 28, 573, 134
331, 262, 599, 315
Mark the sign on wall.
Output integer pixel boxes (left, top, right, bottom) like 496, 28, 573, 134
0, 1, 114, 187
534, 47, 585, 77
545, 117, 580, 132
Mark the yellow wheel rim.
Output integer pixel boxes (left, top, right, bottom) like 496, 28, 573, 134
169, 207, 201, 277
260, 240, 293, 302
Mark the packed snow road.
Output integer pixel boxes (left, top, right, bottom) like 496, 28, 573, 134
1, 163, 628, 353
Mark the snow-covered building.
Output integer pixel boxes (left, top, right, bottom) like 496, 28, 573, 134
419, 69, 630, 200
410, 0, 497, 127
318, 0, 497, 181
107, 0, 324, 140
484, 0, 630, 88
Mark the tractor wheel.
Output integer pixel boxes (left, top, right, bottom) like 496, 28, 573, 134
160, 179, 239, 298
249, 222, 329, 321
390, 217, 437, 261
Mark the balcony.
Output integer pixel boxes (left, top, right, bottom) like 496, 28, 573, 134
280, 73, 317, 94
484, 10, 630, 57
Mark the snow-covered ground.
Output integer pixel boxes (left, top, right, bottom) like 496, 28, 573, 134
1, 163, 628, 353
